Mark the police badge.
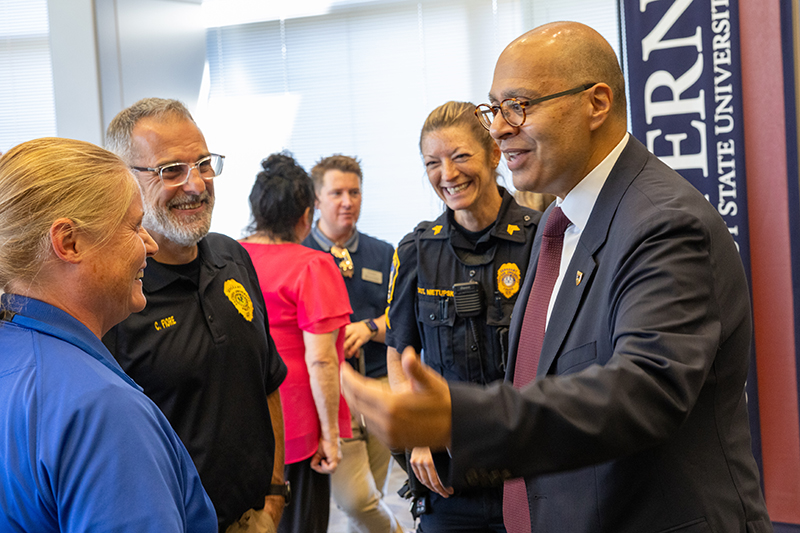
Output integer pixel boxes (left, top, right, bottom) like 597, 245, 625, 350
496, 263, 521, 298
224, 278, 254, 321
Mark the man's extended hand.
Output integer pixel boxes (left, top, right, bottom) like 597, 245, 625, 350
340, 346, 452, 450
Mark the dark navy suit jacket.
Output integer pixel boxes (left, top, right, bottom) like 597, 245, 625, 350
447, 137, 771, 532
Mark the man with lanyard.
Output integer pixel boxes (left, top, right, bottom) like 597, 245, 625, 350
302, 154, 403, 533
103, 98, 289, 533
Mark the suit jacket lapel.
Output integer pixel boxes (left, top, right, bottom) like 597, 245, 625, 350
507, 136, 651, 381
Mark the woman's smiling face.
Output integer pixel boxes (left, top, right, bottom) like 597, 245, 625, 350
422, 126, 499, 215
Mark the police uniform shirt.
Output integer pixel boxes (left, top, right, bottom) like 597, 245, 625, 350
104, 233, 287, 531
386, 188, 540, 385
303, 227, 394, 378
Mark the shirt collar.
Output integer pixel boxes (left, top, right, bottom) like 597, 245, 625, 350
558, 133, 629, 232
142, 235, 222, 292
428, 186, 529, 244
489, 187, 530, 243
0, 293, 142, 390
310, 222, 360, 253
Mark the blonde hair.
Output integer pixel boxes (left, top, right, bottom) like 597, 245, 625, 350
419, 101, 498, 171
0, 137, 138, 291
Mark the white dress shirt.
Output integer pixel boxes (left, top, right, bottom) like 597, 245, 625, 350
545, 133, 630, 328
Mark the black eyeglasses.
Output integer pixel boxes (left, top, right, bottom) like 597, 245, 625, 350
131, 153, 225, 188
474, 83, 597, 130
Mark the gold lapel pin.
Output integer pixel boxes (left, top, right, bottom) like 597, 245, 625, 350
331, 246, 354, 278
575, 271, 583, 286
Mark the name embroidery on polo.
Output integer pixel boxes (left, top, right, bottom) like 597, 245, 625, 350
154, 315, 177, 331
224, 278, 254, 322
497, 263, 521, 298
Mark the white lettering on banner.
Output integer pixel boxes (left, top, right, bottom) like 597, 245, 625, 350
644, 54, 706, 123
639, 0, 741, 239
710, 0, 740, 242
711, 2, 733, 136
640, 0, 708, 177
646, 121, 709, 176
717, 139, 738, 245
640, 0, 701, 61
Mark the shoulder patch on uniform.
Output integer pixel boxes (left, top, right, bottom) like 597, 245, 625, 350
387, 249, 400, 304
497, 263, 521, 298
224, 279, 254, 322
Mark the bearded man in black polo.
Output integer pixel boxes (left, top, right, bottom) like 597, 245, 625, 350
103, 98, 288, 533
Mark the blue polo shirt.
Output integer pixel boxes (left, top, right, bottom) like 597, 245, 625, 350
0, 294, 216, 533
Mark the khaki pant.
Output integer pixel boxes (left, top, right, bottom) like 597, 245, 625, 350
225, 506, 277, 533
331, 376, 404, 533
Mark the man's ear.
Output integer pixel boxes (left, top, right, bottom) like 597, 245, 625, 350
49, 218, 83, 264
587, 83, 613, 131
490, 143, 502, 169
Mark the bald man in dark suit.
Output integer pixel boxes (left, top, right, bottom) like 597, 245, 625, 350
342, 21, 771, 533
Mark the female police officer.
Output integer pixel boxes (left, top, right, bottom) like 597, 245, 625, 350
385, 101, 540, 533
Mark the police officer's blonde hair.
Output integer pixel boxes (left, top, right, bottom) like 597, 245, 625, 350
0, 137, 138, 292
419, 101, 498, 171
105, 97, 195, 164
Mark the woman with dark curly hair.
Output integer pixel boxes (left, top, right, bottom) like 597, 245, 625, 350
240, 153, 353, 533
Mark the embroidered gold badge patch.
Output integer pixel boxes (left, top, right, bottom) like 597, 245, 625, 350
432, 225, 443, 235
497, 263, 521, 298
506, 224, 520, 235
224, 279, 253, 322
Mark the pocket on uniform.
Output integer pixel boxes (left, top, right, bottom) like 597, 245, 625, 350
486, 291, 515, 327
417, 295, 456, 369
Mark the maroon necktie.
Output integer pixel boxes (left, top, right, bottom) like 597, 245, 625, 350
503, 206, 571, 533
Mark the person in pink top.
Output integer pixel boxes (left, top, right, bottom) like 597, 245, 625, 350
240, 152, 353, 533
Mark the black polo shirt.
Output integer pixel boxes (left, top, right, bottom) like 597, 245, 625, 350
104, 233, 287, 532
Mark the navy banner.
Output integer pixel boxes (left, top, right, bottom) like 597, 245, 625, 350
620, 0, 760, 461
622, 0, 750, 262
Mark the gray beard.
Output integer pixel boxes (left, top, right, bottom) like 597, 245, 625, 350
143, 192, 214, 247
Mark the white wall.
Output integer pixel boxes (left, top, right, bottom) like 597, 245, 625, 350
93, 0, 207, 130
48, 0, 104, 144
47, 0, 208, 141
